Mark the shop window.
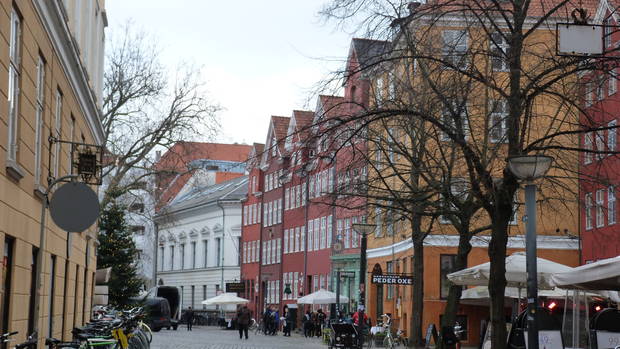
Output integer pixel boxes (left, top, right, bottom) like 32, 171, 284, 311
440, 254, 458, 299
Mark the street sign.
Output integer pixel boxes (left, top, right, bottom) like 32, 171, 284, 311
226, 282, 245, 293
371, 274, 413, 285
340, 271, 356, 278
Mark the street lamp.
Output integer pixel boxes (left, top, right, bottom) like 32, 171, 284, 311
507, 155, 553, 349
352, 223, 376, 345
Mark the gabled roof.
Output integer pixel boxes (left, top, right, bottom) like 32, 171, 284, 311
261, 116, 291, 166
289, 110, 315, 146
350, 38, 392, 71
247, 143, 265, 169
314, 95, 347, 126
164, 175, 249, 213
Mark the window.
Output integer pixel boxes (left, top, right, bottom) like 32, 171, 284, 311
307, 220, 314, 252
296, 185, 301, 207
375, 77, 384, 106
609, 72, 617, 96
509, 192, 519, 225
605, 17, 613, 48
442, 102, 470, 141
216, 238, 222, 266
352, 216, 359, 248
300, 226, 305, 252
170, 245, 175, 270
180, 244, 185, 269
585, 81, 594, 107
596, 130, 606, 159
584, 132, 593, 164
159, 247, 164, 271
597, 76, 605, 101
285, 188, 290, 210
302, 181, 307, 205
191, 242, 196, 268
284, 230, 289, 254
34, 56, 45, 186
53, 90, 63, 177
320, 216, 326, 249
314, 218, 320, 251
585, 193, 593, 230
327, 215, 332, 248
440, 255, 458, 299
386, 261, 394, 299
596, 189, 605, 228
608, 120, 617, 155
203, 240, 208, 268
277, 238, 281, 263
443, 30, 468, 69
7, 8, 21, 163
490, 32, 509, 71
489, 99, 508, 143
374, 207, 383, 237
609, 186, 616, 225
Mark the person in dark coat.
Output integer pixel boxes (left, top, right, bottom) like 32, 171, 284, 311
283, 306, 293, 336
185, 307, 195, 331
262, 307, 271, 335
236, 305, 252, 340
303, 310, 312, 338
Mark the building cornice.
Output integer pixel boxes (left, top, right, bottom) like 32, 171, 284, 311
367, 234, 579, 259
33, 0, 105, 145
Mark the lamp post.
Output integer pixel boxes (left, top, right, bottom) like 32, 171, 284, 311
507, 155, 553, 349
352, 223, 377, 346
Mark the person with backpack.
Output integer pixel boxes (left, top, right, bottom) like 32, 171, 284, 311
236, 305, 251, 340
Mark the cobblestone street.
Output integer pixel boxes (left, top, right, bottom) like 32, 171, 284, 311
151, 326, 326, 349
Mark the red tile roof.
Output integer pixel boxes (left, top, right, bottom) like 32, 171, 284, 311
154, 142, 252, 209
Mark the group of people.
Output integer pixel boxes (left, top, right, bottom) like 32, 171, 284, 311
261, 305, 294, 336
302, 308, 327, 338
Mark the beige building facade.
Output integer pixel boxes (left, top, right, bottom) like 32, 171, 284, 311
0, 0, 106, 342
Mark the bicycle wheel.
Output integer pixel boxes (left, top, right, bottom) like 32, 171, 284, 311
139, 323, 153, 344
383, 336, 394, 349
136, 331, 149, 349
365, 334, 374, 349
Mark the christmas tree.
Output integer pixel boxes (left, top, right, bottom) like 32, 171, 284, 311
97, 194, 143, 307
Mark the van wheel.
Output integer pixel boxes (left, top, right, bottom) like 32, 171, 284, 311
173, 324, 178, 330
166, 326, 170, 330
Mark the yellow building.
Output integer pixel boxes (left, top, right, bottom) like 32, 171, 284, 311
361, 4, 582, 346
0, 0, 106, 342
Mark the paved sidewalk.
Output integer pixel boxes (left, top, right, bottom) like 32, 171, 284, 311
151, 326, 326, 349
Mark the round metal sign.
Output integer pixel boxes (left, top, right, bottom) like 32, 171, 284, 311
50, 182, 100, 232
333, 241, 343, 252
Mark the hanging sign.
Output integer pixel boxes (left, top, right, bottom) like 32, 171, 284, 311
371, 274, 413, 285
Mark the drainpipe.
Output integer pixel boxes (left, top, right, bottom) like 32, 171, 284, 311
216, 200, 226, 295
153, 221, 159, 288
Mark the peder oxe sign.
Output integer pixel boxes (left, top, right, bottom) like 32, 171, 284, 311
371, 274, 413, 285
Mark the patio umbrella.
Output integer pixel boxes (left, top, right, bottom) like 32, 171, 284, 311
201, 293, 249, 305
551, 255, 620, 292
297, 289, 349, 304
447, 252, 574, 289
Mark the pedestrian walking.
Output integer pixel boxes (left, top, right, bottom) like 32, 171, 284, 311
282, 306, 293, 336
236, 305, 252, 340
303, 310, 312, 338
317, 308, 326, 337
185, 307, 195, 331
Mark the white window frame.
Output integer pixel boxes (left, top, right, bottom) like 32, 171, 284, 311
489, 99, 508, 143
584, 132, 593, 164
609, 186, 616, 225
609, 72, 617, 96
443, 29, 469, 69
327, 215, 332, 248
7, 8, 21, 163
307, 220, 314, 252
490, 32, 509, 72
596, 189, 605, 228
314, 218, 320, 251
53, 90, 63, 177
284, 229, 289, 254
608, 120, 617, 155
585, 193, 593, 230
596, 129, 606, 159
300, 226, 305, 252
34, 56, 45, 186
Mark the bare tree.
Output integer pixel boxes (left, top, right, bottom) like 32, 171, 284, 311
101, 23, 220, 207
319, 1, 620, 348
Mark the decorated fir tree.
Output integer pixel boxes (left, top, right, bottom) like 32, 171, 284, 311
97, 196, 143, 307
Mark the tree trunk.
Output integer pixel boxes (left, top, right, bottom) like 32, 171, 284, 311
410, 214, 425, 348
438, 231, 472, 349
488, 199, 514, 349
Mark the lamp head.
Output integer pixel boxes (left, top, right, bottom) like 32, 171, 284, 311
507, 155, 553, 181
352, 223, 376, 235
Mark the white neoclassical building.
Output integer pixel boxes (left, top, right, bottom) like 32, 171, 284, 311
154, 174, 248, 310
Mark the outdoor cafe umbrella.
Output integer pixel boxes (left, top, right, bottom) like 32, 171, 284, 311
201, 293, 249, 305
447, 252, 574, 289
551, 254, 620, 293
297, 289, 349, 305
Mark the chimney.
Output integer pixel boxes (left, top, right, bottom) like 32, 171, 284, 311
408, 2, 421, 13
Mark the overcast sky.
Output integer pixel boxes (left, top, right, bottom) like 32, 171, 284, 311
105, 0, 354, 145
